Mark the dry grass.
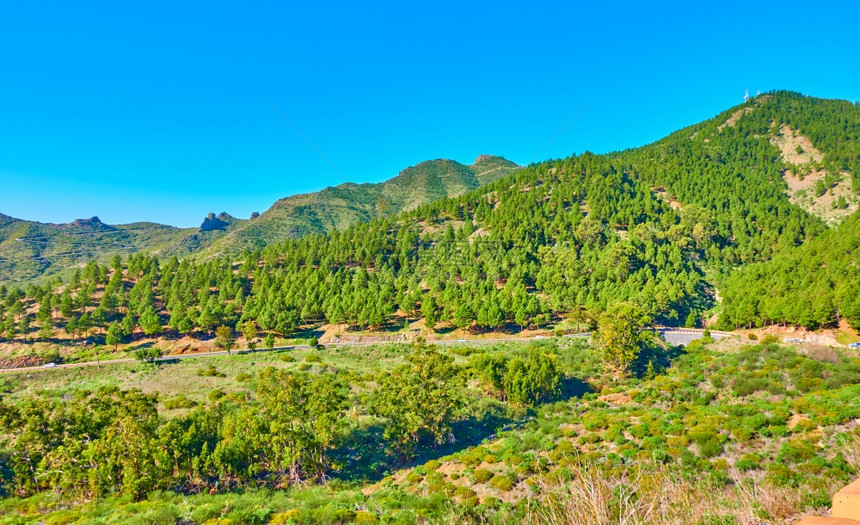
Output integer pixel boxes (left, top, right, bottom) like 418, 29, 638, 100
434, 461, 845, 525
839, 432, 860, 474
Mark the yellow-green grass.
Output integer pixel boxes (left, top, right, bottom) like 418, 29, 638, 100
0, 344, 418, 411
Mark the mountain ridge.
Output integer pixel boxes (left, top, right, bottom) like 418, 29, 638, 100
0, 155, 520, 284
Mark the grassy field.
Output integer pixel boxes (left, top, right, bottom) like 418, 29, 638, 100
0, 342, 420, 409
1, 336, 859, 524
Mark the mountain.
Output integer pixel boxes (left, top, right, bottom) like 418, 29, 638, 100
0, 215, 241, 285
0, 156, 520, 285
195, 155, 520, 256
5, 92, 860, 523
32, 90, 851, 336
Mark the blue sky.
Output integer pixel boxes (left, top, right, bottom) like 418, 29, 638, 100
1, 1, 858, 227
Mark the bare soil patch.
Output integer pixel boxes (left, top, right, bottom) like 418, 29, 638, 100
653, 188, 683, 210
717, 106, 755, 131
771, 125, 823, 164
772, 125, 857, 223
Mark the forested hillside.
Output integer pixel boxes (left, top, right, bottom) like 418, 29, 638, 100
1, 92, 858, 349
719, 212, 860, 330
0, 156, 518, 286
2, 91, 860, 525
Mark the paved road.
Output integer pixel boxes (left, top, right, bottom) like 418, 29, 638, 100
652, 327, 732, 347
0, 328, 727, 374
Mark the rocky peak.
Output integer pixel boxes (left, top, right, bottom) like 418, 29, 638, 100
200, 212, 229, 232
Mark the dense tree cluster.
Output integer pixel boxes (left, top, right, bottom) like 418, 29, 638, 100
0, 345, 563, 500
719, 212, 860, 329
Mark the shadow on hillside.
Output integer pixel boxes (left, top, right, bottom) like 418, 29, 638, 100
333, 404, 515, 483
332, 372, 593, 483
559, 376, 592, 400
631, 343, 685, 378
291, 326, 325, 341
125, 341, 156, 352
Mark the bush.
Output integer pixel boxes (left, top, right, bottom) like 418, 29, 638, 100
269, 509, 300, 524
354, 511, 379, 523
424, 459, 442, 471
279, 354, 295, 362
489, 475, 514, 491
196, 365, 226, 377
236, 372, 252, 382
545, 467, 571, 485
778, 439, 818, 464
473, 468, 493, 483
736, 453, 763, 471
305, 353, 322, 363
454, 486, 476, 499
208, 389, 225, 402
163, 395, 196, 410
666, 435, 690, 448
652, 449, 671, 464
44, 511, 81, 525
766, 464, 800, 487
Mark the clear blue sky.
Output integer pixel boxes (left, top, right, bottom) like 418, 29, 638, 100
1, 1, 858, 227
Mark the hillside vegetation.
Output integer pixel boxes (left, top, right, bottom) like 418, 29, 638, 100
0, 156, 518, 286
0, 337, 858, 523
2, 92, 860, 354
1, 91, 860, 524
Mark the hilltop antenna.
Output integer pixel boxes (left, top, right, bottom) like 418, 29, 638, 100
744, 89, 749, 102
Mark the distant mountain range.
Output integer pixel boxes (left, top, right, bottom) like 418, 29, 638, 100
0, 155, 520, 284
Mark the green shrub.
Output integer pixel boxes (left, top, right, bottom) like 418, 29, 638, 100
652, 449, 671, 464
236, 372, 252, 382
454, 486, 476, 499
354, 511, 379, 523
270, 509, 300, 524
778, 439, 818, 464
196, 364, 226, 377
424, 459, 442, 471
736, 453, 763, 471
163, 395, 196, 410
208, 389, 225, 402
473, 468, 493, 483
279, 354, 295, 362
305, 353, 322, 363
545, 467, 571, 485
489, 475, 513, 491
45, 511, 81, 525
766, 464, 800, 487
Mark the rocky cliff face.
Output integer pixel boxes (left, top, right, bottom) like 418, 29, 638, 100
199, 213, 230, 232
